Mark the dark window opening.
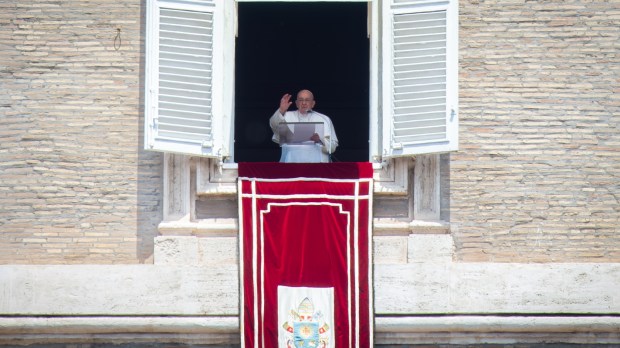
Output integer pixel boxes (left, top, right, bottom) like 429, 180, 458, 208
234, 2, 370, 162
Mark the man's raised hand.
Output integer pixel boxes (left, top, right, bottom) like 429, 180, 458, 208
279, 94, 292, 115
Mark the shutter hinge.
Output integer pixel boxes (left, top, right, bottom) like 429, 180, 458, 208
148, 117, 158, 149
216, 148, 230, 171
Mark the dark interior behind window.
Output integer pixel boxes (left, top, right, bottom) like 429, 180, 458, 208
234, 2, 369, 162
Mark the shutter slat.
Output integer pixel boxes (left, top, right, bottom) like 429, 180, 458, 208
393, 0, 450, 8
159, 119, 211, 130
157, 131, 209, 142
394, 97, 445, 109
160, 97, 211, 107
159, 108, 211, 119
160, 67, 212, 78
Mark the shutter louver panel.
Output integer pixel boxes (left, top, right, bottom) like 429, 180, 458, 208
392, 10, 447, 146
382, 0, 458, 158
157, 8, 214, 143
145, 0, 230, 158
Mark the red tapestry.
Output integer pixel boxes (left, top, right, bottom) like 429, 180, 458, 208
238, 162, 374, 348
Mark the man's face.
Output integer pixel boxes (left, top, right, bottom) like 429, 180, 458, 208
295, 92, 315, 113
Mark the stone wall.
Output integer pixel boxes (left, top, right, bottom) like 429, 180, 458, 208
0, 0, 619, 345
0, 0, 619, 265
0, 235, 618, 345
0, 0, 162, 264
454, 0, 620, 262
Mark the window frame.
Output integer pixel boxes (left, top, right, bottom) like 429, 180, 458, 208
144, 0, 458, 163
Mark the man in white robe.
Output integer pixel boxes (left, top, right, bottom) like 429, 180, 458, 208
269, 90, 338, 163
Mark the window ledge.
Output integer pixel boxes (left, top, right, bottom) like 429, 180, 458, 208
196, 158, 412, 197
374, 218, 450, 235
158, 219, 238, 237
158, 218, 450, 236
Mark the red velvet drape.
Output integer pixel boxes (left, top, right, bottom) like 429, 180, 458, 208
239, 162, 373, 348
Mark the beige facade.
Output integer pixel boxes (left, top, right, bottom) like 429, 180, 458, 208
0, 0, 162, 264
0, 0, 619, 346
455, 0, 620, 262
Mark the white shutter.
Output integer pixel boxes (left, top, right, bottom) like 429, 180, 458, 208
145, 0, 228, 158
382, 0, 458, 157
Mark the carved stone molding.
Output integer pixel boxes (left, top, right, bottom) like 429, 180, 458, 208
161, 155, 447, 236
196, 157, 411, 196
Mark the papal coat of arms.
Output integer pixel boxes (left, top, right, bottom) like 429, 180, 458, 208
281, 297, 330, 348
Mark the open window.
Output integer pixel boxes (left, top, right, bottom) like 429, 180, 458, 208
234, 2, 370, 162
145, 0, 458, 163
